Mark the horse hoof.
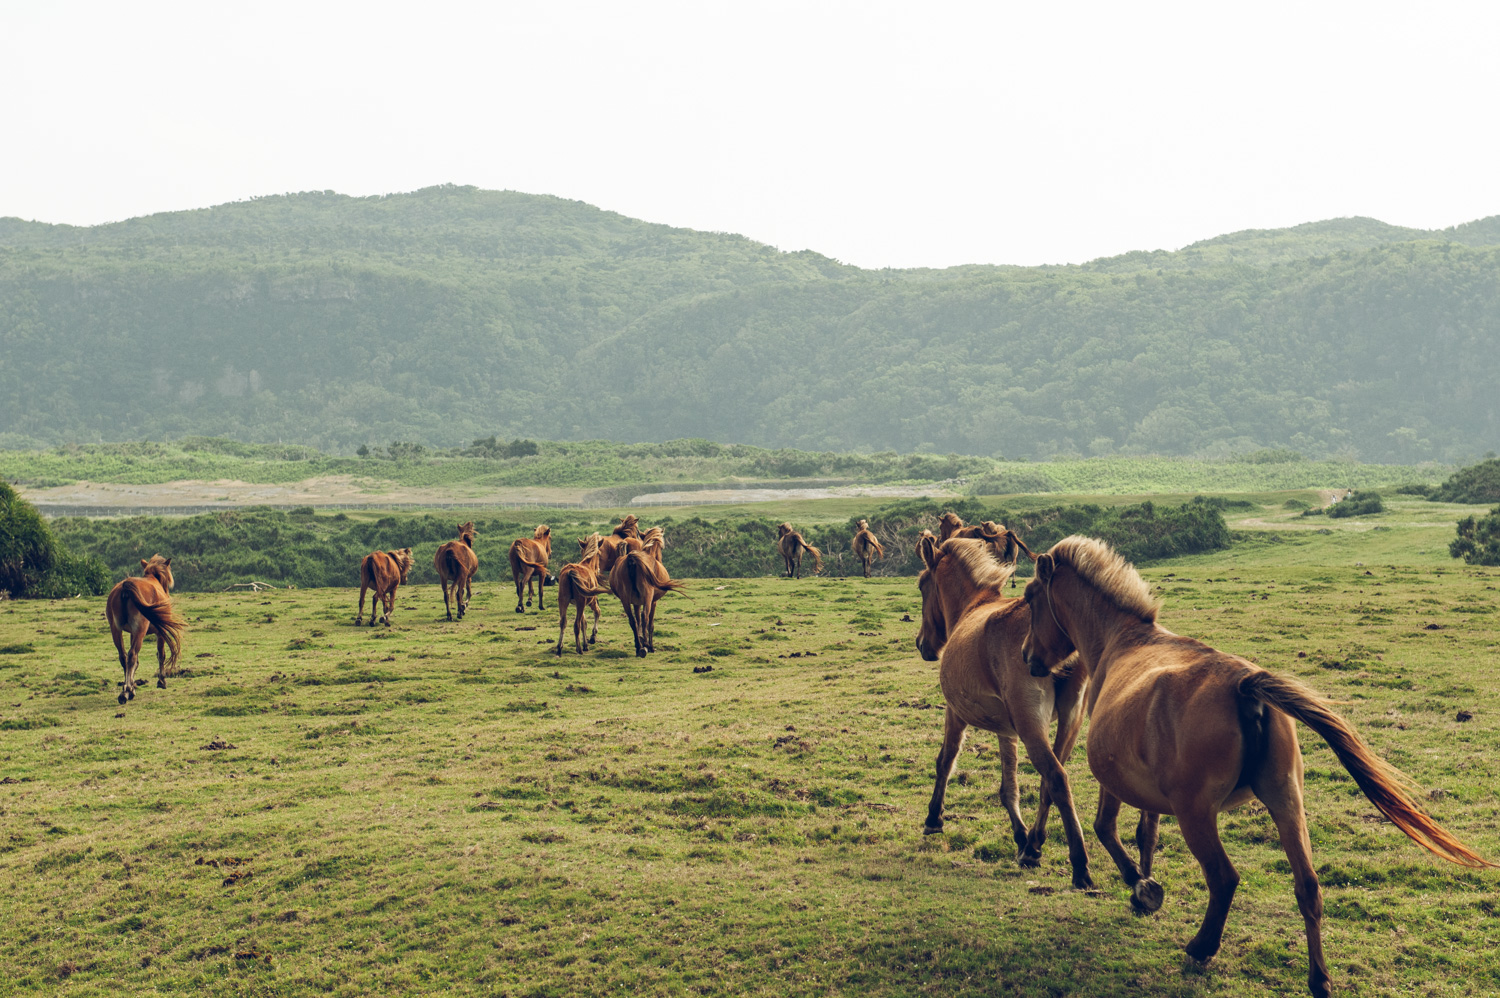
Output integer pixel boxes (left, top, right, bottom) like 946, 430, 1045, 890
157, 679, 167, 689
515, 607, 524, 613
922, 823, 944, 836
1017, 851, 1041, 869
1071, 871, 1096, 891
117, 693, 128, 706
354, 618, 362, 627
1131, 878, 1164, 914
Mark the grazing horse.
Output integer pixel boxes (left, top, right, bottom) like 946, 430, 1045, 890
915, 536, 1093, 886
775, 523, 823, 579
851, 519, 885, 577
107, 555, 187, 706
1021, 536, 1492, 998
609, 542, 686, 657
509, 525, 554, 612
355, 547, 414, 627
435, 523, 479, 621
554, 535, 612, 655
937, 514, 1034, 583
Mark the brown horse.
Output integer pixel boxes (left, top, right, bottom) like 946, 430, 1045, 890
851, 519, 885, 577
106, 555, 187, 706
775, 522, 823, 579
508, 525, 554, 612
612, 515, 641, 539
915, 536, 1094, 886
597, 533, 642, 573
355, 548, 414, 627
554, 535, 613, 655
609, 542, 686, 657
435, 523, 479, 621
938, 514, 1034, 583
1020, 535, 1493, 997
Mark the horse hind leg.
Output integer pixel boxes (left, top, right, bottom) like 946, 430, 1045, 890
587, 598, 600, 647
112, 627, 130, 705
995, 736, 1033, 862
1257, 776, 1330, 997
356, 582, 369, 626
383, 586, 396, 627
1131, 812, 1165, 912
1176, 807, 1240, 967
923, 708, 968, 834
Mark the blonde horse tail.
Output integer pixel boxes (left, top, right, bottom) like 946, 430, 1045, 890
870, 536, 885, 560
801, 540, 823, 574
122, 578, 186, 676
1243, 670, 1493, 868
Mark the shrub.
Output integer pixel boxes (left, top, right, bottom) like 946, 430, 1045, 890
1451, 507, 1500, 566
1429, 458, 1500, 504
1328, 491, 1384, 518
0, 480, 109, 598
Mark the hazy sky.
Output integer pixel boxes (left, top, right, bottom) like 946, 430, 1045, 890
4, 1, 1498, 269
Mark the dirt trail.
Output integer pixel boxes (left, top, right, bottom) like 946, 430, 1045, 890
19, 476, 589, 508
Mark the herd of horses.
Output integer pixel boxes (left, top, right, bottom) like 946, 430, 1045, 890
100, 510, 1493, 997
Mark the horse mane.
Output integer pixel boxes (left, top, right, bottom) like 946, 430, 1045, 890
1048, 535, 1159, 622
390, 548, 414, 572
942, 538, 1015, 590
776, 522, 793, 538
579, 534, 602, 561
533, 524, 550, 540
457, 522, 477, 547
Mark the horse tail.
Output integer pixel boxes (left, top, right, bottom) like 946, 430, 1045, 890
1242, 670, 1493, 868
121, 578, 186, 676
801, 540, 823, 573
360, 554, 376, 587
442, 546, 465, 582
562, 566, 611, 600
869, 535, 885, 560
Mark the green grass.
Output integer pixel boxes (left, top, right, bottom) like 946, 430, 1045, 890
1, 512, 1498, 996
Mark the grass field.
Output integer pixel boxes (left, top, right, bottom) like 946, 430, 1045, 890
3, 500, 1499, 997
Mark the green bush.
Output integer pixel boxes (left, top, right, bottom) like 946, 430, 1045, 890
1328, 491, 1384, 518
0, 480, 109, 598
1451, 507, 1500, 566
1429, 458, 1500, 504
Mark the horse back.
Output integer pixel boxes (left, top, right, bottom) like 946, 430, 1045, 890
1086, 632, 1259, 812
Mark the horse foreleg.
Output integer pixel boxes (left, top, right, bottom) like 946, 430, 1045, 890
1024, 669, 1088, 862
643, 593, 659, 652
587, 598, 600, 647
1177, 808, 1239, 967
155, 631, 169, 689
923, 708, 968, 834
127, 626, 146, 699
383, 585, 397, 626
457, 573, 469, 619
356, 582, 369, 626
1092, 790, 1149, 894
574, 601, 588, 654
442, 579, 454, 621
1017, 728, 1093, 889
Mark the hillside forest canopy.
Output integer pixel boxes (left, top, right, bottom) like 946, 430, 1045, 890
2, 186, 1499, 462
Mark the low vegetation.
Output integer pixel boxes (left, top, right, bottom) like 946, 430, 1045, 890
0, 481, 108, 599
1, 513, 1497, 996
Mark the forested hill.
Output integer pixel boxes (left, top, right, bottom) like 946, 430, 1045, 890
2, 185, 1497, 462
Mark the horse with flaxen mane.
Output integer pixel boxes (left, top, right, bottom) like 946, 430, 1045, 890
508, 525, 554, 612
107, 555, 187, 706
434, 523, 478, 621
850, 519, 885, 578
1021, 535, 1494, 998
612, 515, 641, 539
775, 523, 822, 579
937, 514, 1034, 583
915, 536, 1093, 885
609, 539, 686, 657
356, 547, 414, 627
554, 534, 613, 655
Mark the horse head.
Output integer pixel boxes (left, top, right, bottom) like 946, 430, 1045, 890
457, 522, 477, 547
916, 536, 1015, 662
141, 555, 175, 590
937, 511, 965, 543
776, 522, 794, 539
1021, 552, 1077, 678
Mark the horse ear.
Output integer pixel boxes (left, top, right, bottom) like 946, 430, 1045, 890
140, 559, 149, 569
919, 534, 941, 570
1035, 553, 1055, 583
164, 557, 171, 566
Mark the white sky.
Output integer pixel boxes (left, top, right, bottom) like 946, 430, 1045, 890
3, 1, 1498, 269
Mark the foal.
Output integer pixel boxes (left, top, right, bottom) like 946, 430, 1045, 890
356, 547, 414, 626
554, 535, 612, 655
915, 536, 1093, 886
775, 523, 823, 578
435, 523, 479, 621
509, 525, 554, 612
107, 555, 187, 706
851, 519, 885, 577
1021, 535, 1492, 998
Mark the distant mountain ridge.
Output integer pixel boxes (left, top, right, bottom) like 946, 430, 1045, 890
1, 185, 1497, 461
